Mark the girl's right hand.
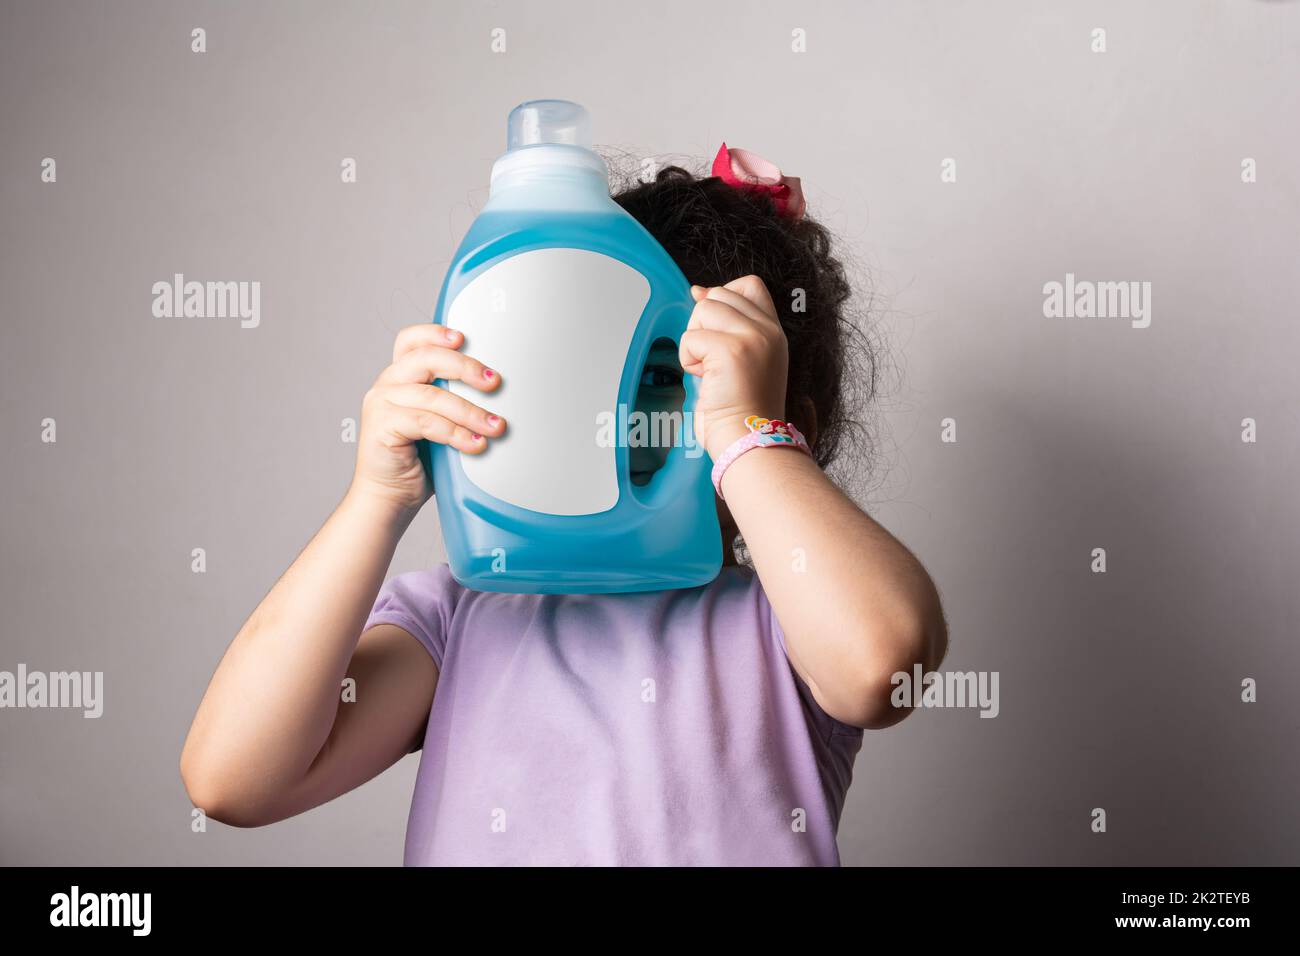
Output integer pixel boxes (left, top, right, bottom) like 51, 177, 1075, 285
349, 323, 505, 514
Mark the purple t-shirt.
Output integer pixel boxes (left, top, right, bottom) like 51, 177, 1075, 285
364, 562, 863, 865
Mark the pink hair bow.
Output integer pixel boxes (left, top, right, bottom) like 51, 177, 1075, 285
711, 142, 806, 220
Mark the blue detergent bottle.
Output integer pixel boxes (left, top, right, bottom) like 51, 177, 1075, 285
423, 99, 723, 594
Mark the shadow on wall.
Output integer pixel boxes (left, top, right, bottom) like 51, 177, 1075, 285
849, 393, 1293, 865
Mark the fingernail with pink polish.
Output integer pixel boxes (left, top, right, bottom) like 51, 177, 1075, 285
482, 367, 496, 380
486, 414, 500, 426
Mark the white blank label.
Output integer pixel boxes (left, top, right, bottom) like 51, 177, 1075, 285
445, 247, 651, 516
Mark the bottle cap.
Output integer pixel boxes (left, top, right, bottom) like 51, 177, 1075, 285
506, 100, 592, 151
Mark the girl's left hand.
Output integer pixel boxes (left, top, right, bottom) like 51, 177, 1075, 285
681, 275, 790, 460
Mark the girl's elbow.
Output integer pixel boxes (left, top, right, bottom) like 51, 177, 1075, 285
180, 752, 277, 829
841, 666, 913, 730
840, 618, 947, 730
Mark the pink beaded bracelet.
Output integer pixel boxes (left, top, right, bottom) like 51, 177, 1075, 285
710, 416, 812, 500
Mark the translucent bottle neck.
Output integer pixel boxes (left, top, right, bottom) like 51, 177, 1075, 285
487, 145, 613, 212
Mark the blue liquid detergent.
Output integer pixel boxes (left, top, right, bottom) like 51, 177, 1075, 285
422, 100, 723, 593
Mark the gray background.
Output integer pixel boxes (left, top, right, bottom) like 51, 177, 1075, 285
2, 0, 1297, 865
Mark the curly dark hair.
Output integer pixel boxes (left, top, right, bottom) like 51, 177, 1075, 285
609, 162, 879, 482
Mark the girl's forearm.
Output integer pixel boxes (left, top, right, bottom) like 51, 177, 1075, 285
180, 487, 417, 811
718, 440, 947, 727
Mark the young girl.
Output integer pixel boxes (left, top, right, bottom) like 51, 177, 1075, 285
180, 145, 948, 866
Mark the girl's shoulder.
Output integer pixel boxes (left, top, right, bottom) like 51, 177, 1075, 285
381, 561, 462, 597
365, 564, 465, 669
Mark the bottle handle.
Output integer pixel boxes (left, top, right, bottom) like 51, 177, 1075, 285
624, 291, 708, 507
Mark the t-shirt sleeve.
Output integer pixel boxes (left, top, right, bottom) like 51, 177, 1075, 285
760, 583, 866, 742
363, 564, 461, 671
